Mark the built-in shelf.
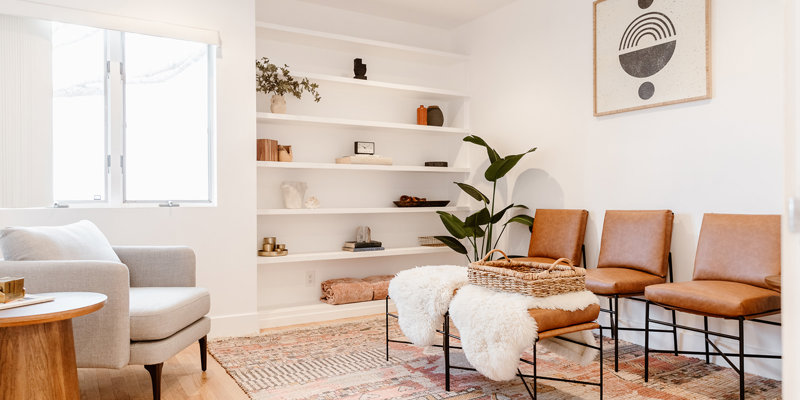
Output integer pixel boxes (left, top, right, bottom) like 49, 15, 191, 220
294, 72, 468, 99
255, 22, 469, 65
257, 206, 469, 216
256, 161, 470, 173
257, 246, 452, 264
256, 112, 469, 135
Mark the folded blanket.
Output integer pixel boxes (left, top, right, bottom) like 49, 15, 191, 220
363, 275, 393, 300
320, 278, 373, 305
387, 265, 468, 346
449, 284, 599, 381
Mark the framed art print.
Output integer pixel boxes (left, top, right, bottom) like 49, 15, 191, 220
593, 0, 711, 116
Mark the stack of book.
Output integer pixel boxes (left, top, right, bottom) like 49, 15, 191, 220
342, 241, 384, 252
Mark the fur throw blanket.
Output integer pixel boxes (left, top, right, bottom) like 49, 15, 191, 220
449, 285, 600, 381
387, 265, 468, 346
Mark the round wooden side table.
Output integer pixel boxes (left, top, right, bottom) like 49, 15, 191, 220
0, 292, 106, 400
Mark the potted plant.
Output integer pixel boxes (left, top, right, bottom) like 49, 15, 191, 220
256, 57, 321, 113
435, 135, 536, 262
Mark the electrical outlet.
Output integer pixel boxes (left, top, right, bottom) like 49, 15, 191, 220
305, 271, 315, 286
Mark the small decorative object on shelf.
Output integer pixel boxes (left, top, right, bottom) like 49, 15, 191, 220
343, 227, 384, 252
394, 195, 450, 207
354, 141, 375, 155
259, 237, 288, 257
0, 277, 25, 303
256, 57, 321, 114
281, 181, 307, 209
257, 139, 279, 161
424, 161, 448, 167
278, 145, 293, 162
335, 154, 392, 165
416, 105, 427, 125
418, 236, 447, 247
356, 226, 372, 243
427, 105, 444, 127
353, 58, 367, 80
304, 196, 320, 209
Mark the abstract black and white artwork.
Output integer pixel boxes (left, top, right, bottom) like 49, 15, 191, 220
594, 0, 710, 116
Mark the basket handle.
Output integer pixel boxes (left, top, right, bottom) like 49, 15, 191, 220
481, 249, 511, 263
547, 258, 576, 272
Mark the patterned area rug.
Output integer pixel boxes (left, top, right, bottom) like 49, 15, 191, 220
208, 316, 781, 399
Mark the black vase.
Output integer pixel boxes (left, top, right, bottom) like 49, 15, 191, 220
354, 58, 367, 80
427, 106, 444, 127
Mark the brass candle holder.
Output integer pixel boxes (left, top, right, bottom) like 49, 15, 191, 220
258, 237, 288, 257
0, 277, 25, 303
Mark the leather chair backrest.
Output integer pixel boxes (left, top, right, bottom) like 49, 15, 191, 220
528, 209, 588, 264
597, 210, 674, 277
692, 213, 781, 289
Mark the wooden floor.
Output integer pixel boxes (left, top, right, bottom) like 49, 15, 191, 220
78, 342, 247, 400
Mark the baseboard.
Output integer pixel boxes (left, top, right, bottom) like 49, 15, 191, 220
208, 312, 260, 338
259, 299, 397, 329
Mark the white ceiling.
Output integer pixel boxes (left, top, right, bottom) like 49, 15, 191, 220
296, 0, 518, 29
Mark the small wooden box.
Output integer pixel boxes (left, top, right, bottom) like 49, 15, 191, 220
257, 139, 279, 161
0, 277, 25, 303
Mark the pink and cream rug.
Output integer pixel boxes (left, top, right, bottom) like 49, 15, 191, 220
208, 316, 781, 399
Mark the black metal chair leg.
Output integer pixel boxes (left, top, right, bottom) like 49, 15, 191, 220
533, 342, 538, 400
704, 316, 710, 363
144, 363, 163, 400
613, 295, 619, 372
644, 301, 650, 382
739, 318, 745, 400
599, 325, 604, 400
608, 297, 616, 339
385, 296, 389, 361
671, 309, 678, 356
444, 312, 451, 392
199, 336, 207, 371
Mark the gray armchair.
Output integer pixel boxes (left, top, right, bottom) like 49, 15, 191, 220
0, 246, 210, 400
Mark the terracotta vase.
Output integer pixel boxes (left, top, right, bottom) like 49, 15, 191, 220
270, 95, 287, 113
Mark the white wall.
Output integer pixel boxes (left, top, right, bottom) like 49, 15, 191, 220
0, 0, 258, 337
456, 0, 785, 380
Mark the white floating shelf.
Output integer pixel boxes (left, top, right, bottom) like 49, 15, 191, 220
257, 206, 470, 216
294, 72, 468, 99
257, 161, 470, 173
256, 22, 468, 65
256, 246, 453, 264
256, 112, 469, 135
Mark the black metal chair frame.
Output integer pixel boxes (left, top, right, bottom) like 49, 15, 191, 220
644, 301, 781, 400
385, 296, 604, 399
595, 252, 678, 372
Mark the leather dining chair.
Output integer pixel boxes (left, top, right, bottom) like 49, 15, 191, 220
643, 213, 781, 400
515, 209, 589, 267
585, 210, 677, 372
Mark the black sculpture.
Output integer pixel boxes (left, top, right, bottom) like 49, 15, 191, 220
354, 58, 367, 80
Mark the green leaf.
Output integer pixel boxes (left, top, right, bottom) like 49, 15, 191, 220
455, 182, 489, 204
484, 147, 537, 182
506, 214, 534, 226
433, 236, 468, 255
463, 135, 500, 163
490, 203, 520, 224
437, 212, 468, 239
463, 224, 486, 238
465, 208, 491, 228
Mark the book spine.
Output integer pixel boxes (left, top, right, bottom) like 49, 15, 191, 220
342, 247, 385, 252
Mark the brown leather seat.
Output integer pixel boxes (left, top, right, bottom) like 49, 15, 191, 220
585, 268, 665, 295
528, 303, 601, 332
527, 209, 588, 266
645, 281, 780, 317
514, 256, 558, 264
645, 213, 782, 319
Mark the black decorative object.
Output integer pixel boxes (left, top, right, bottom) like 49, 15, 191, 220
425, 161, 448, 167
354, 141, 375, 155
426, 106, 444, 127
353, 58, 367, 80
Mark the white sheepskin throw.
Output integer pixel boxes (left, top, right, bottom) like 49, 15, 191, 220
387, 265, 468, 346
449, 285, 599, 381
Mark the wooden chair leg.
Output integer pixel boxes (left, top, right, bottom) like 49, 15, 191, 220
199, 336, 208, 372
144, 363, 163, 400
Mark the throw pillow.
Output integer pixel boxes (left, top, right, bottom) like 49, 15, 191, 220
0, 220, 121, 262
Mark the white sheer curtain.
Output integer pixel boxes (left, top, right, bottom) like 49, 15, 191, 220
0, 15, 53, 208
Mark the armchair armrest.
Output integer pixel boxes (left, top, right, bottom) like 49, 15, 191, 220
113, 246, 196, 288
0, 260, 130, 368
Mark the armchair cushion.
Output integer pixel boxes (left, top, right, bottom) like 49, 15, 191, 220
645, 280, 780, 317
0, 220, 119, 262
129, 287, 210, 341
586, 267, 666, 295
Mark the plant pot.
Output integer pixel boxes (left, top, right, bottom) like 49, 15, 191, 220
427, 105, 444, 127
270, 95, 287, 114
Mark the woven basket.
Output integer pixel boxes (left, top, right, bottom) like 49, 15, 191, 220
468, 249, 586, 297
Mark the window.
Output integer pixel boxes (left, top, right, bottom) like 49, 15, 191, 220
51, 23, 215, 205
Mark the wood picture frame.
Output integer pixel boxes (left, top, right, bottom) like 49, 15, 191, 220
593, 0, 711, 116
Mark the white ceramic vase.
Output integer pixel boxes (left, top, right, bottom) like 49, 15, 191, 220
280, 181, 307, 209
270, 94, 287, 113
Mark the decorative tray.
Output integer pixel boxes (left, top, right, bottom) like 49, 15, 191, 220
393, 200, 450, 207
